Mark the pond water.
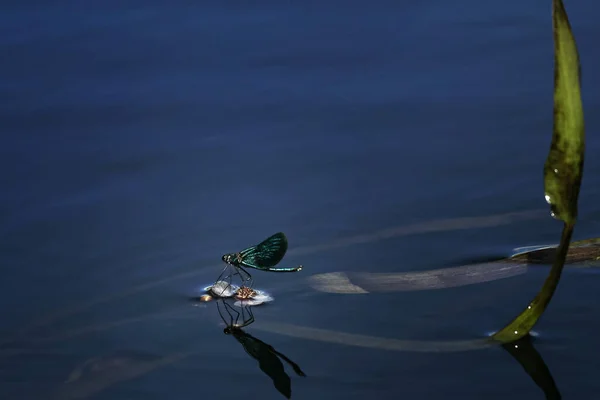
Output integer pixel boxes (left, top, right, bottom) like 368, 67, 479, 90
2, 1, 600, 399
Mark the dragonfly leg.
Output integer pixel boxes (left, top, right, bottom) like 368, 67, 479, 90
224, 300, 242, 326
237, 266, 254, 288
238, 303, 255, 328
216, 300, 230, 327
219, 300, 233, 325
246, 306, 255, 326
230, 269, 244, 287
216, 264, 229, 282
214, 264, 236, 297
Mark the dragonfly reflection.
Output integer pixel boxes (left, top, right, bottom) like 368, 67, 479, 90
217, 298, 256, 331
216, 299, 306, 399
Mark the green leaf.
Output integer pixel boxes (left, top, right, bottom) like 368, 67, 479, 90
492, 224, 573, 342
543, 0, 585, 224
492, 0, 585, 343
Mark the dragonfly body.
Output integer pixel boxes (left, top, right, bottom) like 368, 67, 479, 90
221, 233, 303, 286
221, 252, 302, 272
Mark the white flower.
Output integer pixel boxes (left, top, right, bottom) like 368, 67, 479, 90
203, 280, 239, 298
233, 289, 274, 307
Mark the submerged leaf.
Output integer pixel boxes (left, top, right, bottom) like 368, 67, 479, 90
508, 237, 600, 265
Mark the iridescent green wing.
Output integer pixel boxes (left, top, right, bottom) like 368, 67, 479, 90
239, 232, 288, 270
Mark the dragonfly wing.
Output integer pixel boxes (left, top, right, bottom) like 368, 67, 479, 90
239, 232, 288, 269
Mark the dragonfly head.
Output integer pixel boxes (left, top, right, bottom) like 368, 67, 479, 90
222, 253, 240, 266
223, 327, 233, 335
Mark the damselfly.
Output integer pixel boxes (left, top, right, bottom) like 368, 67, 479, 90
218, 232, 303, 289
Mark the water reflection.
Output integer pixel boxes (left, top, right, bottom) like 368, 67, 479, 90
217, 297, 256, 330
57, 350, 188, 400
0, 209, 547, 346
216, 299, 306, 399
501, 335, 562, 400
0, 281, 560, 400
0, 210, 580, 398
252, 322, 561, 399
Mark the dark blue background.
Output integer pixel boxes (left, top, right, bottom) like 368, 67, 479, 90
1, 1, 599, 399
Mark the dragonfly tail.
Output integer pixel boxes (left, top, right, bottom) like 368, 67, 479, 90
269, 265, 303, 272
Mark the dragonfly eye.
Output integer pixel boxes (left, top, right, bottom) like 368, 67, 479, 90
223, 327, 232, 334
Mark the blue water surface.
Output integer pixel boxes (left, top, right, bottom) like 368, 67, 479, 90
1, 1, 600, 399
